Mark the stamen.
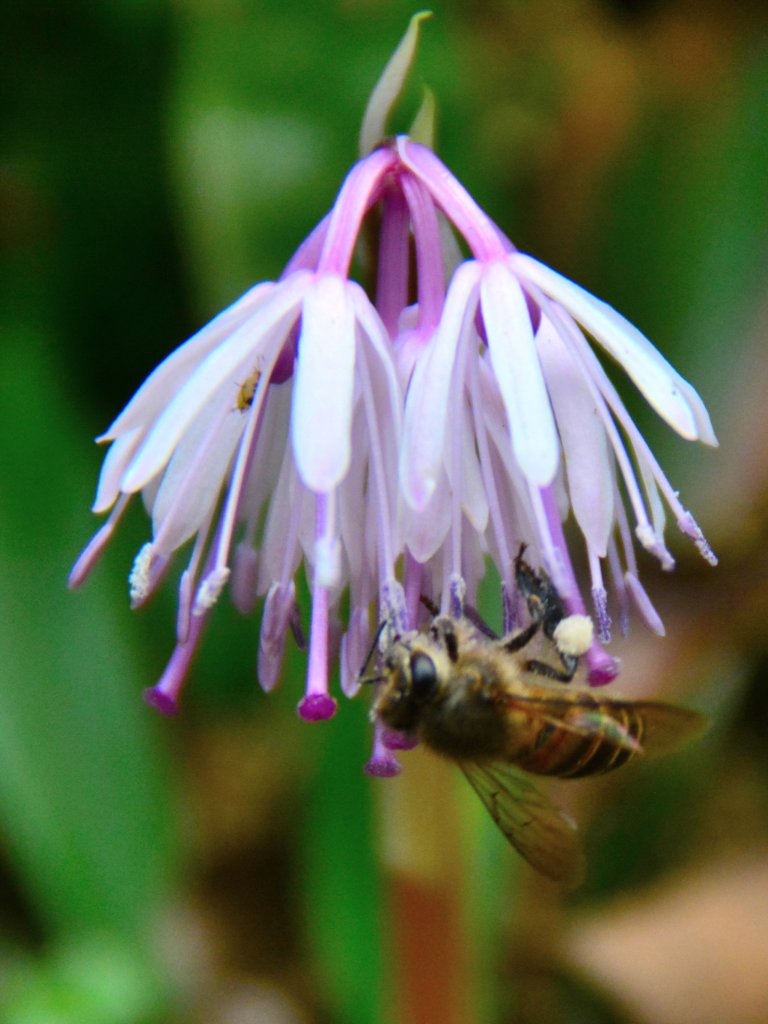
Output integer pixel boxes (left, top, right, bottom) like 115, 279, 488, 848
381, 577, 408, 639
193, 566, 231, 614
448, 572, 466, 619
298, 581, 338, 722
381, 728, 419, 751
129, 543, 165, 607
365, 724, 403, 777
143, 609, 208, 716
678, 510, 718, 566
584, 643, 620, 686
588, 549, 612, 642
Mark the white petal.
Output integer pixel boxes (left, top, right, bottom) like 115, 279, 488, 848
230, 543, 259, 615
349, 283, 403, 442
100, 281, 275, 441
338, 405, 370, 584
512, 253, 717, 445
402, 470, 452, 563
444, 399, 488, 533
121, 273, 308, 493
537, 316, 614, 557
400, 260, 482, 509
480, 261, 559, 486
259, 446, 305, 590
624, 572, 666, 636
151, 397, 244, 554
340, 608, 371, 698
291, 275, 356, 492
92, 428, 142, 512
236, 380, 292, 526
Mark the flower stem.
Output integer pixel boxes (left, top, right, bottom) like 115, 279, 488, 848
377, 749, 477, 1024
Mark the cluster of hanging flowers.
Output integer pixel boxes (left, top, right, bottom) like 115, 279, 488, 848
70, 15, 716, 775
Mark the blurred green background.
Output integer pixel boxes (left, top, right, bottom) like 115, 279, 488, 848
2, 1, 768, 1022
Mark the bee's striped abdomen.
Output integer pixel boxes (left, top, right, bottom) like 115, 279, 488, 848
516, 704, 645, 779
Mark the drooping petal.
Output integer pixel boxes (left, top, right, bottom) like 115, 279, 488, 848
624, 572, 666, 636
480, 260, 560, 487
259, 445, 307, 590
511, 253, 717, 445
291, 274, 356, 492
150, 397, 244, 554
402, 469, 452, 563
258, 581, 299, 692
455, 400, 489, 533
100, 281, 276, 442
400, 260, 482, 509
92, 428, 142, 513
122, 273, 308, 493
339, 607, 372, 697
349, 283, 403, 448
537, 316, 614, 557
230, 543, 259, 615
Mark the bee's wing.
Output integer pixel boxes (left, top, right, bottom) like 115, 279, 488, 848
506, 690, 707, 757
460, 760, 585, 888
621, 701, 708, 756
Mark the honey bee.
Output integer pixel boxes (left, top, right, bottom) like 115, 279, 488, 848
235, 369, 261, 411
367, 554, 707, 887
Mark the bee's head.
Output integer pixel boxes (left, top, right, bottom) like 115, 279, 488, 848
371, 637, 442, 733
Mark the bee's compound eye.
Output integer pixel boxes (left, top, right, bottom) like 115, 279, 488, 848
409, 652, 438, 702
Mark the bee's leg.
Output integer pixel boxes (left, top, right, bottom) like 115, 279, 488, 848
499, 619, 540, 653
420, 593, 498, 640
430, 616, 460, 663
513, 546, 583, 682
514, 545, 567, 643
463, 604, 499, 640
498, 616, 579, 681
523, 653, 579, 683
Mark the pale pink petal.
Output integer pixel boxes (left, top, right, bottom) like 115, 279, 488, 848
624, 572, 666, 636
400, 260, 482, 509
480, 260, 560, 487
151, 398, 244, 554
451, 402, 489, 533
537, 316, 614, 557
258, 581, 299, 692
122, 274, 308, 493
259, 446, 306, 589
68, 495, 131, 588
512, 253, 717, 445
291, 275, 356, 492
348, 283, 403, 442
92, 429, 143, 513
100, 281, 275, 441
402, 470, 452, 563
339, 607, 371, 697
230, 543, 259, 615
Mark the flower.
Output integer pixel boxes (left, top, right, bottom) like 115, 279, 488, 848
396, 137, 717, 682
71, 17, 716, 771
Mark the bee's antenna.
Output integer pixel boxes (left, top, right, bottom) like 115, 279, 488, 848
360, 673, 386, 686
